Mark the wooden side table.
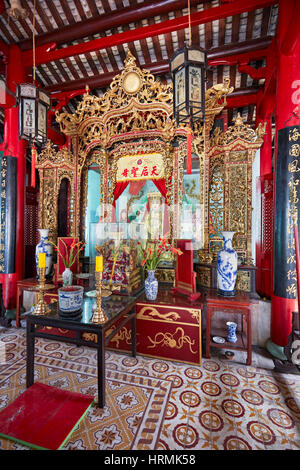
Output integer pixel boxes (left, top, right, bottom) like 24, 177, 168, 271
205, 289, 252, 365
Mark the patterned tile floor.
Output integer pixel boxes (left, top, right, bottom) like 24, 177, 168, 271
146, 346, 300, 450
0, 325, 299, 451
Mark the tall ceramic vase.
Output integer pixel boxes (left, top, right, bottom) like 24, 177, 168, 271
35, 229, 53, 279
217, 231, 237, 296
145, 270, 158, 301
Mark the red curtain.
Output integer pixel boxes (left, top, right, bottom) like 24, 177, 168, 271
152, 178, 167, 198
112, 181, 129, 222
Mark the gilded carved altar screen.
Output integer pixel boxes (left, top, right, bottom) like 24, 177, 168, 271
35, 51, 265, 271
204, 113, 266, 264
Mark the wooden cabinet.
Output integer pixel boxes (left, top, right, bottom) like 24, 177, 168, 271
136, 292, 203, 365
205, 289, 252, 365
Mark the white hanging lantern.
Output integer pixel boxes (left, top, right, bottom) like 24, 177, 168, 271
16, 83, 50, 146
170, 45, 207, 127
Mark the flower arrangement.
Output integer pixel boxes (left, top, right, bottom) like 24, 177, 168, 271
50, 239, 85, 268
138, 236, 183, 271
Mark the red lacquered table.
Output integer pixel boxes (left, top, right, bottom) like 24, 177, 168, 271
205, 289, 252, 365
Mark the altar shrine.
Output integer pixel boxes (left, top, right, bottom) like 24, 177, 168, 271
15, 49, 265, 363
1, 0, 300, 452
35, 51, 265, 284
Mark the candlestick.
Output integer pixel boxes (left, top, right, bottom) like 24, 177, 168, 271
32, 267, 51, 316
90, 270, 108, 324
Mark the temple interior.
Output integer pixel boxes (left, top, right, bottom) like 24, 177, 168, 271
0, 0, 299, 452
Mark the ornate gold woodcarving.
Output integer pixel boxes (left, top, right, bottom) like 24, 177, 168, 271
147, 327, 197, 354
51, 51, 236, 244
55, 51, 234, 164
189, 309, 201, 322
82, 326, 132, 346
108, 140, 174, 235
155, 268, 175, 284
56, 51, 174, 146
138, 306, 180, 321
229, 150, 247, 162
236, 270, 251, 292
38, 170, 57, 240
205, 78, 234, 113
224, 112, 266, 146
209, 156, 224, 238
36, 141, 76, 240
228, 164, 248, 233
210, 127, 224, 147
37, 140, 74, 167
204, 113, 266, 261
198, 251, 213, 263
196, 266, 211, 287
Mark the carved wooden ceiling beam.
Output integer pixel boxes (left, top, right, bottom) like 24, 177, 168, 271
18, 0, 205, 51
46, 38, 272, 94
22, 0, 277, 68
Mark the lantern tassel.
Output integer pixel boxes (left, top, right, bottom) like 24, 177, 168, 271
31, 144, 36, 187
186, 119, 192, 174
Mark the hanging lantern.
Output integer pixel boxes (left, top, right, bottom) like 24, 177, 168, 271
7, 0, 28, 20
17, 83, 50, 146
170, 45, 207, 127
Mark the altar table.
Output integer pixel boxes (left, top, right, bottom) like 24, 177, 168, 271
26, 294, 136, 408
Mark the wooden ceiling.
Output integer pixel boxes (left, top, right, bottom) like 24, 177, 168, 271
0, 0, 279, 133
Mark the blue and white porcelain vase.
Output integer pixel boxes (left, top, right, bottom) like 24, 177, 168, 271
62, 267, 73, 286
217, 231, 237, 296
145, 270, 158, 301
35, 228, 53, 278
226, 321, 238, 343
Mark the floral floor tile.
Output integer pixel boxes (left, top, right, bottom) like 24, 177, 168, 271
159, 412, 191, 449
256, 401, 300, 438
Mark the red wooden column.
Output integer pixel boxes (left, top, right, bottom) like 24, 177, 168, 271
255, 100, 274, 297
258, 116, 272, 176
0, 45, 27, 309
269, 0, 300, 353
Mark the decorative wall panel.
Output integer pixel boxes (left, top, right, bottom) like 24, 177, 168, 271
199, 113, 266, 265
